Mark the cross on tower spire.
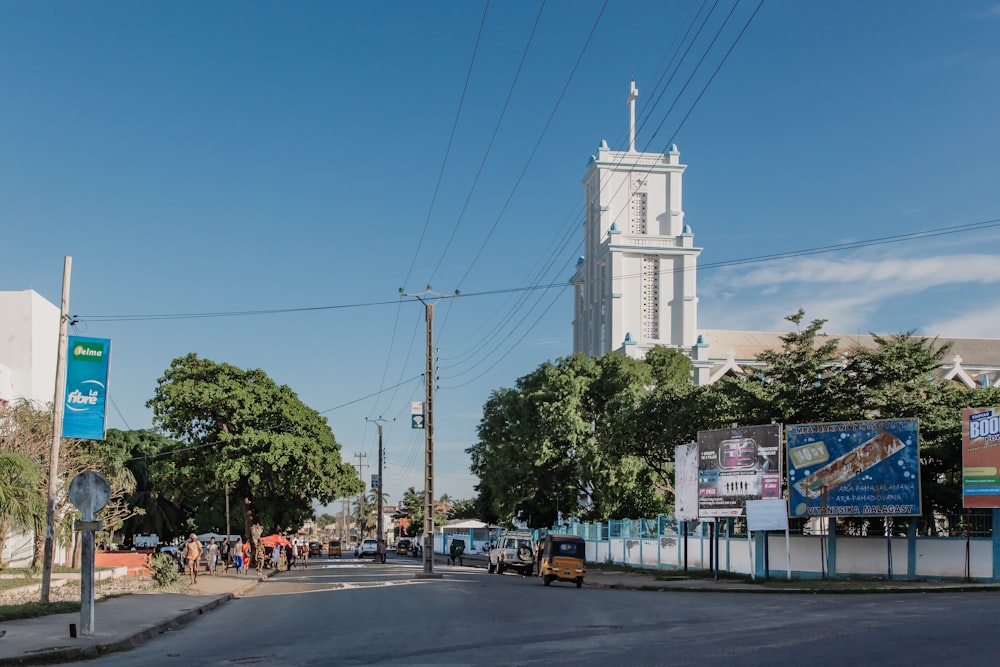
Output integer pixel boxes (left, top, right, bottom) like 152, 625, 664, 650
627, 80, 638, 153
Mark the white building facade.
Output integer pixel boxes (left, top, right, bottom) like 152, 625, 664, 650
0, 289, 59, 406
571, 82, 701, 361
570, 83, 1000, 388
0, 289, 61, 567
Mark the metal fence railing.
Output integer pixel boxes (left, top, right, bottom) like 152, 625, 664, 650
559, 511, 994, 542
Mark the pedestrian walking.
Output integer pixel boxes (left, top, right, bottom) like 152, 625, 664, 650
234, 537, 244, 574
185, 533, 203, 584
377, 538, 387, 564
206, 537, 219, 574
241, 538, 251, 574
220, 537, 231, 573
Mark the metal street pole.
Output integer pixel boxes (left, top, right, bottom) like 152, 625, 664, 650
41, 256, 72, 603
401, 288, 457, 579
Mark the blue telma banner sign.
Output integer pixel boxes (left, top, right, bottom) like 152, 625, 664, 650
786, 418, 921, 518
62, 336, 111, 440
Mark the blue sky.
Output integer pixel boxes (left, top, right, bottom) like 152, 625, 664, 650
4, 2, 999, 508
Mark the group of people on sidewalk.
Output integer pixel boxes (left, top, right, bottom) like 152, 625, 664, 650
174, 533, 311, 583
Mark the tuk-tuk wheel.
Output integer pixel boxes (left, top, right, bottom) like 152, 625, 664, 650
575, 578, 583, 588
543, 575, 553, 586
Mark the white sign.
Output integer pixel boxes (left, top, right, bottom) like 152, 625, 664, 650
674, 443, 699, 521
746, 499, 789, 531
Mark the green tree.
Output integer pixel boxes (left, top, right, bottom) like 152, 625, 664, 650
392, 487, 448, 535
352, 495, 375, 538
0, 450, 45, 565
449, 497, 478, 520
470, 351, 665, 526
645, 345, 694, 386
106, 429, 187, 543
147, 354, 362, 536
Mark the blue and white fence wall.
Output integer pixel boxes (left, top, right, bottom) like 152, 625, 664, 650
552, 510, 1000, 582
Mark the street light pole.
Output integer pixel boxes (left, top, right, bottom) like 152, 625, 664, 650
366, 417, 388, 551
401, 287, 457, 579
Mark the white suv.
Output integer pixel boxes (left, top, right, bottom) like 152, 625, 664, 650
488, 531, 534, 576
358, 538, 379, 558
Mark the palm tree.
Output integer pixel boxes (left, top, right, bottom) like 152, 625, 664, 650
352, 496, 375, 538
0, 450, 45, 564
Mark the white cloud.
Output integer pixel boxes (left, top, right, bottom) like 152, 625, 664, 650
922, 305, 1000, 339
734, 254, 1000, 290
698, 251, 1000, 336
977, 4, 1000, 18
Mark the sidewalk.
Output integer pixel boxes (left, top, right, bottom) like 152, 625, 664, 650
0, 570, 266, 666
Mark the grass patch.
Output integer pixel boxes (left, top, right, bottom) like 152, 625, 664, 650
0, 601, 78, 622
0, 577, 35, 592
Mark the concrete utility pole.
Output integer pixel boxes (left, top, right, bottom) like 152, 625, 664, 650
354, 452, 368, 538
401, 287, 457, 579
41, 256, 72, 603
366, 417, 389, 549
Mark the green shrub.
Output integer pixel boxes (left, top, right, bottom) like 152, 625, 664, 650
150, 553, 179, 587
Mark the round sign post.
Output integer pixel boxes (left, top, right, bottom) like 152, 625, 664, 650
68, 471, 110, 637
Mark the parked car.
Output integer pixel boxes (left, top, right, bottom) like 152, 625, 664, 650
358, 538, 379, 559
488, 531, 534, 576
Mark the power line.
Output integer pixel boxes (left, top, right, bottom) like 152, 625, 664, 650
72, 216, 1000, 325
318, 375, 424, 414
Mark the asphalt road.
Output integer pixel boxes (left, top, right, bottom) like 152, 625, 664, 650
89, 553, 1000, 666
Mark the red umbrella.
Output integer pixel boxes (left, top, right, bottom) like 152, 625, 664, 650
260, 534, 292, 547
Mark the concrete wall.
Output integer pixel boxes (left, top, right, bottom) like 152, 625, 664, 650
599, 531, 997, 581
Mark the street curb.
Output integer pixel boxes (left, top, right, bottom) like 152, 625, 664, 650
0, 572, 274, 666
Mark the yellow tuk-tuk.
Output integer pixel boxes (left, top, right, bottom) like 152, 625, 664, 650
539, 534, 586, 588
396, 538, 411, 556
328, 540, 343, 558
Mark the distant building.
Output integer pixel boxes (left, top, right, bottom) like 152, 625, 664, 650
0, 289, 62, 568
0, 289, 59, 405
571, 82, 1000, 387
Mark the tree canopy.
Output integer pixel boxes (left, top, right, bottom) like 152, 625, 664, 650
147, 354, 362, 537
469, 314, 992, 530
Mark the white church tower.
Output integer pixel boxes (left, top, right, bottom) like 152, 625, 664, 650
571, 81, 702, 360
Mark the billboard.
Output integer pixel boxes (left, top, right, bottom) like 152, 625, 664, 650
962, 407, 1000, 508
786, 418, 920, 517
697, 424, 782, 518
62, 336, 111, 440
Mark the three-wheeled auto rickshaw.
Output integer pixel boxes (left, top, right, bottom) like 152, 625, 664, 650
328, 540, 343, 558
538, 533, 586, 588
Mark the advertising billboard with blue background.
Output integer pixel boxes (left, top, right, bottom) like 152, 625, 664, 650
62, 336, 111, 440
786, 418, 921, 517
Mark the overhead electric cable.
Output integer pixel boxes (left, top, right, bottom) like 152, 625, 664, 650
74, 216, 1000, 324
427, 1, 546, 287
